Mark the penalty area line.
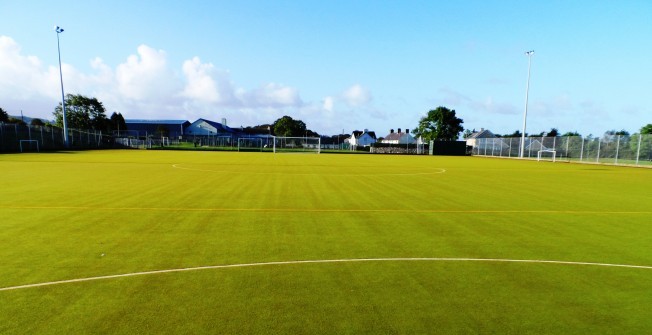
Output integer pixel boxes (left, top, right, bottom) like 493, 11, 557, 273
1, 257, 651, 292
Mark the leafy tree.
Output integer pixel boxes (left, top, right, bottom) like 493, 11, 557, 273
504, 130, 523, 138
546, 128, 559, 137
109, 112, 127, 132
8, 117, 26, 126
0, 107, 8, 122
272, 115, 307, 137
640, 124, 652, 135
30, 118, 45, 127
412, 106, 464, 141
562, 131, 581, 137
53, 94, 108, 130
462, 129, 473, 139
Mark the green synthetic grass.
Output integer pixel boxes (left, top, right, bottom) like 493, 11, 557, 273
1, 150, 651, 334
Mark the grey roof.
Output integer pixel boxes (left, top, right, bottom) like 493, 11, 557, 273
383, 133, 402, 141
125, 119, 190, 125
195, 118, 235, 133
468, 129, 496, 139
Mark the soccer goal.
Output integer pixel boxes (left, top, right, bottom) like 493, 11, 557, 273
537, 149, 557, 162
19, 140, 39, 152
273, 136, 321, 154
238, 138, 264, 152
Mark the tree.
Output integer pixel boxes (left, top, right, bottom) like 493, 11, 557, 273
0, 107, 8, 123
109, 112, 127, 132
53, 94, 108, 130
640, 124, 652, 135
8, 117, 26, 126
462, 129, 473, 139
30, 118, 45, 127
546, 128, 559, 137
562, 131, 581, 137
504, 130, 522, 138
412, 106, 464, 141
272, 115, 307, 137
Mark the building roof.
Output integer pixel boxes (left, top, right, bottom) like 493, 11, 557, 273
352, 130, 377, 139
468, 129, 496, 139
383, 132, 402, 141
125, 119, 190, 125
194, 118, 235, 133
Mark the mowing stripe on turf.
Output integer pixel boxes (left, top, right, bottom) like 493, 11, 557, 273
172, 164, 447, 176
1, 205, 651, 214
1, 258, 651, 292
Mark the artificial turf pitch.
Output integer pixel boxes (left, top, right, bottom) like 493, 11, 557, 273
1, 150, 651, 334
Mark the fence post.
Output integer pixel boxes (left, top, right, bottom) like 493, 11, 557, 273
596, 139, 601, 163
615, 135, 620, 165
580, 137, 584, 162
636, 134, 642, 165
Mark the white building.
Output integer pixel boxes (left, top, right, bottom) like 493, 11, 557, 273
380, 128, 416, 144
349, 129, 377, 148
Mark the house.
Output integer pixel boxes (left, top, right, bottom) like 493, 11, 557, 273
124, 119, 190, 138
466, 128, 509, 154
349, 129, 377, 148
380, 128, 416, 144
185, 118, 236, 136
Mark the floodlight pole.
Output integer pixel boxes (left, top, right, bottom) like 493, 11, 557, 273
55, 26, 69, 148
519, 50, 534, 158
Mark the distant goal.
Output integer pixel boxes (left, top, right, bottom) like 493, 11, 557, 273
273, 136, 321, 154
19, 140, 40, 152
238, 138, 264, 152
537, 150, 557, 162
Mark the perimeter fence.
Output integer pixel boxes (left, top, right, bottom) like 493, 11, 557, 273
471, 134, 652, 166
0, 122, 113, 152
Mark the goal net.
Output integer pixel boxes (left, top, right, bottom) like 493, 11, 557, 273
238, 138, 264, 152
273, 136, 321, 153
537, 150, 557, 162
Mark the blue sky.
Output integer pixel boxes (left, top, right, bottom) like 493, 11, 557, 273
1, 0, 650, 136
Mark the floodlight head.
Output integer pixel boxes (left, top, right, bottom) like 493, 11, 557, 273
55, 26, 64, 33
525, 50, 534, 56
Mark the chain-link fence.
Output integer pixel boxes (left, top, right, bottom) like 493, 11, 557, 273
1, 123, 113, 152
471, 134, 652, 166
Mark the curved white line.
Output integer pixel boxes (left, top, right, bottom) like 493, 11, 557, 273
1, 257, 650, 292
172, 164, 446, 176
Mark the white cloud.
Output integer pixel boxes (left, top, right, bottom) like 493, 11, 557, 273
115, 45, 179, 101
323, 96, 334, 112
0, 36, 59, 102
238, 82, 303, 108
0, 35, 391, 134
181, 57, 233, 104
342, 84, 372, 107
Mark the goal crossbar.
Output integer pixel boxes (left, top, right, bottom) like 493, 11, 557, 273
537, 149, 557, 162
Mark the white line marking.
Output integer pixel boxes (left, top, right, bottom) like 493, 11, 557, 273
1, 258, 651, 292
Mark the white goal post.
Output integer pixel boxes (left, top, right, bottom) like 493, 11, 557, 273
273, 136, 321, 154
238, 137, 264, 152
19, 140, 39, 152
537, 150, 557, 162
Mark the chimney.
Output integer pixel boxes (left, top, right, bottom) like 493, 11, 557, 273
398, 128, 402, 133
390, 129, 394, 134
364, 128, 368, 133
406, 129, 409, 134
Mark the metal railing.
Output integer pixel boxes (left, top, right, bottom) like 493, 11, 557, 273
471, 135, 652, 166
